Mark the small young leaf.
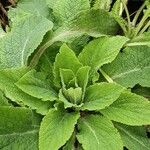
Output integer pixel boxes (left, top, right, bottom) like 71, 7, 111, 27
39, 109, 80, 150
78, 36, 128, 73
0, 15, 53, 69
16, 70, 57, 101
63, 87, 83, 105
101, 92, 150, 125
102, 46, 150, 87
77, 115, 123, 150
0, 107, 39, 150
58, 89, 75, 108
81, 83, 124, 111
76, 66, 90, 93
53, 44, 82, 87
115, 123, 150, 150
60, 69, 75, 88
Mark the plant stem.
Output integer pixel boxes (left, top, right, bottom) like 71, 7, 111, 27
126, 41, 150, 47
134, 9, 150, 37
138, 20, 150, 35
121, 0, 131, 35
132, 1, 146, 26
99, 68, 113, 83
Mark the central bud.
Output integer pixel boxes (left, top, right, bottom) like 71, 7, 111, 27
63, 87, 83, 105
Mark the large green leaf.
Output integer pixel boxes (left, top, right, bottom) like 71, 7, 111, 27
39, 109, 80, 150
78, 36, 128, 72
115, 123, 150, 150
77, 115, 123, 150
101, 92, 150, 125
81, 83, 124, 111
102, 46, 150, 87
30, 9, 120, 67
16, 70, 57, 101
0, 15, 53, 69
0, 107, 39, 150
0, 68, 52, 115
8, 0, 52, 21
53, 44, 82, 87
46, 0, 90, 26
54, 9, 120, 42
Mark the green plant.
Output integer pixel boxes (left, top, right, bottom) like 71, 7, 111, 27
0, 0, 150, 150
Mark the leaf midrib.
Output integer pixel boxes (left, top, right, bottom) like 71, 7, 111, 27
117, 125, 150, 150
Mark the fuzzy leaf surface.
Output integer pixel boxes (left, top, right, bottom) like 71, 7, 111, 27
8, 0, 51, 21
39, 109, 80, 150
0, 15, 53, 69
53, 44, 82, 87
78, 36, 128, 72
0, 107, 39, 150
102, 46, 150, 87
115, 123, 150, 150
81, 83, 124, 111
0, 68, 52, 115
77, 115, 123, 150
101, 92, 150, 125
46, 0, 90, 25
52, 9, 120, 43
16, 70, 57, 101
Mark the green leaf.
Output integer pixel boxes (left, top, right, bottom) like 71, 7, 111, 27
0, 68, 52, 115
76, 66, 90, 92
81, 83, 124, 111
93, 0, 112, 11
115, 123, 150, 150
0, 15, 53, 69
111, 0, 122, 15
63, 87, 83, 105
78, 36, 128, 73
101, 92, 150, 125
54, 9, 120, 42
63, 132, 76, 150
58, 89, 75, 108
46, 0, 90, 26
39, 109, 80, 150
16, 70, 57, 101
8, 0, 52, 21
77, 115, 123, 150
53, 44, 82, 87
30, 9, 120, 67
0, 107, 39, 150
102, 46, 150, 87
37, 43, 61, 84
60, 69, 75, 88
